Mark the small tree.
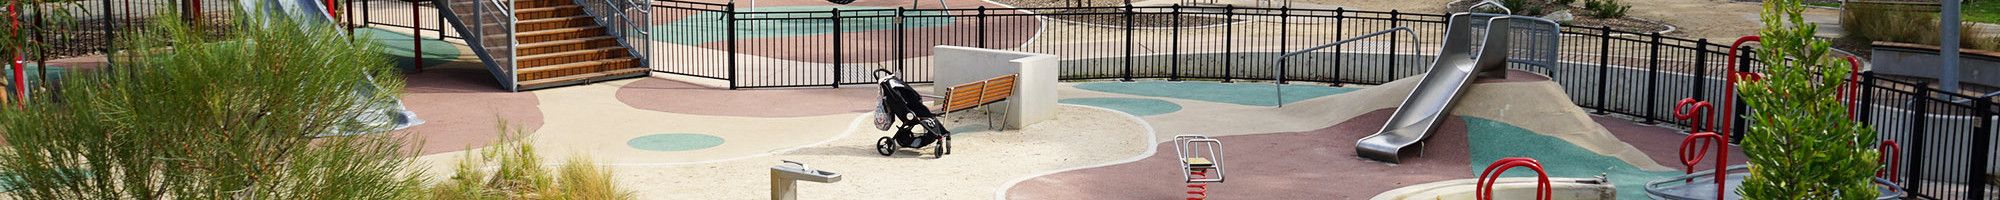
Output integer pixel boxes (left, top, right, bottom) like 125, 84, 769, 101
1736, 0, 1881, 199
0, 8, 423, 199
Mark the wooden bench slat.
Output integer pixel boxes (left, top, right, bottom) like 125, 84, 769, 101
980, 74, 1018, 104
944, 81, 986, 112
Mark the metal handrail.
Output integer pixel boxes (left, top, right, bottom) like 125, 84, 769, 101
1470, 0, 1511, 15
1270, 27, 1419, 107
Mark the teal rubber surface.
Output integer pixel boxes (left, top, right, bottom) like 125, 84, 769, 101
1464, 116, 1677, 200
627, 133, 727, 152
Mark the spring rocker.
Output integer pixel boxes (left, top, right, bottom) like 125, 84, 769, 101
1174, 135, 1225, 200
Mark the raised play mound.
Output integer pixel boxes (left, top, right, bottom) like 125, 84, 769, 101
614, 77, 879, 117
397, 63, 544, 155
1006, 108, 1471, 199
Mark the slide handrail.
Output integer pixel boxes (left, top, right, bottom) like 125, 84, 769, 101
1270, 27, 1418, 107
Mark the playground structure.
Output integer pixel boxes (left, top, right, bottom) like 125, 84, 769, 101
1173, 135, 1225, 200
15, 0, 2000, 198
1355, 13, 1562, 164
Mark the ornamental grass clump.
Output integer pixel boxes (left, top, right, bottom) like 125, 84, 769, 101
1737, 0, 1882, 199
0, 8, 422, 199
424, 126, 634, 200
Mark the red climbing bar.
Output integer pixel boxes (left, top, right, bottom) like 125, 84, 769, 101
1878, 140, 1901, 182
1721, 36, 1762, 138
1476, 157, 1551, 200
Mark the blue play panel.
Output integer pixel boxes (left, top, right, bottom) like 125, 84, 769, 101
1059, 97, 1182, 117
1464, 116, 1678, 200
1073, 81, 1357, 106
653, 6, 955, 45
627, 133, 726, 152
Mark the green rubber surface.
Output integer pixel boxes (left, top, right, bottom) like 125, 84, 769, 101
1059, 97, 1182, 116
356, 28, 458, 69
627, 133, 726, 152
1073, 81, 1357, 106
653, 6, 955, 45
1464, 116, 1678, 200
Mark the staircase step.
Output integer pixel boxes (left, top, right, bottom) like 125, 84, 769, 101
516, 67, 649, 90
518, 46, 629, 67
512, 0, 572, 10
510, 26, 607, 44
518, 36, 621, 55
517, 16, 596, 32
515, 5, 584, 19
519, 58, 636, 79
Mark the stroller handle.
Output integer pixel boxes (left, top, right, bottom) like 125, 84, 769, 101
872, 69, 895, 80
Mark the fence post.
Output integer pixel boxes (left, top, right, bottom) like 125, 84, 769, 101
1122, 3, 1134, 82
1732, 47, 1753, 141
1644, 32, 1661, 124
977, 6, 987, 48
101, 0, 114, 71
1972, 96, 1993, 200
412, 0, 423, 73
832, 8, 842, 88
1278, 7, 1289, 84
895, 7, 906, 78
1861, 72, 1876, 123
1593, 26, 1610, 114
1907, 82, 1930, 193
1387, 10, 1399, 80
1222, 5, 1234, 83
727, 3, 739, 89
1170, 4, 1180, 81
1693, 38, 1708, 102
1332, 7, 1343, 85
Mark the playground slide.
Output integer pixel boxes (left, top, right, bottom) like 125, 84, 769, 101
1354, 15, 1516, 164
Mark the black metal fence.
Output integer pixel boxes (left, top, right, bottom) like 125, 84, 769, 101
647, 2, 1997, 198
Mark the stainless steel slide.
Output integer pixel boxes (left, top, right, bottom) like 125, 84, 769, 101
1355, 14, 1517, 163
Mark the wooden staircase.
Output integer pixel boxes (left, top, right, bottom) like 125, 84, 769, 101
445, 0, 648, 91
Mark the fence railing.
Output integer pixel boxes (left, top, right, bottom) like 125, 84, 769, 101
645, 2, 1996, 198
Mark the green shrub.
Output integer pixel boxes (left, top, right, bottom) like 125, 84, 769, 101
1843, 2, 2000, 51
0, 8, 422, 199
1738, 0, 1882, 199
423, 126, 634, 200
1583, 0, 1631, 18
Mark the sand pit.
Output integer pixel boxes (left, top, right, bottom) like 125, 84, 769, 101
414, 105, 1152, 199
616, 78, 881, 117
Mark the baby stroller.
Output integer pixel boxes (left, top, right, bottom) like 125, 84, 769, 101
871, 69, 953, 158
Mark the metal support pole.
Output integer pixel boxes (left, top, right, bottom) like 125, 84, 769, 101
1387, 10, 1398, 79
1278, 7, 1288, 84
1593, 26, 1609, 114
727, 3, 739, 89
1972, 96, 1993, 200
1121, 3, 1133, 81
976, 6, 986, 48
1221, 5, 1232, 83
1907, 83, 1929, 193
831, 8, 842, 87
1332, 8, 1343, 85
1645, 32, 1661, 124
1170, 4, 1180, 81
1693, 39, 1708, 101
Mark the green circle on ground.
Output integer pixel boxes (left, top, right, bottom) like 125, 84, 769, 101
627, 133, 725, 151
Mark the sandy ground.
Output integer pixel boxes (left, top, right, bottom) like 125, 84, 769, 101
412, 104, 1151, 199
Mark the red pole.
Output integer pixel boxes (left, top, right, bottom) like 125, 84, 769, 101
10, 3, 23, 106
1723, 36, 1762, 138
411, 0, 421, 73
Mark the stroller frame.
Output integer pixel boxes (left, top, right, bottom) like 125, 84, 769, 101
871, 69, 954, 158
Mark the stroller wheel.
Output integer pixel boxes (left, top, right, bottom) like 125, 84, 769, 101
942, 136, 952, 155
875, 137, 895, 156
933, 137, 948, 158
